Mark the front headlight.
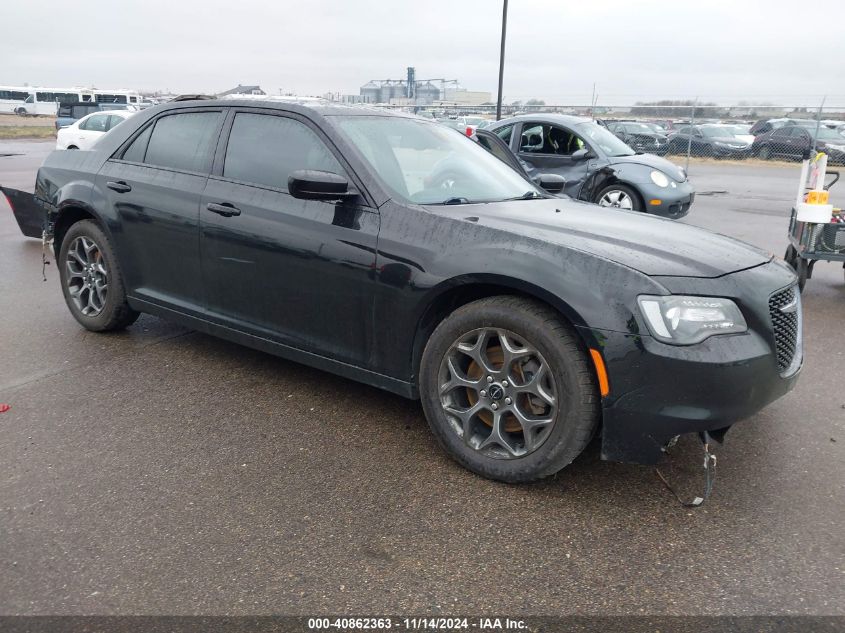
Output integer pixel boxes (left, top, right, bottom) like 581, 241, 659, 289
637, 295, 747, 345
649, 170, 670, 187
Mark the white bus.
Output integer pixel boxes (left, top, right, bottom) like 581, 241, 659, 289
4, 87, 94, 116
0, 86, 38, 114
1, 86, 144, 116
92, 89, 143, 107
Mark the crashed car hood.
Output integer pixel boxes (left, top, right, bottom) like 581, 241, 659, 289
426, 198, 771, 278
607, 153, 686, 182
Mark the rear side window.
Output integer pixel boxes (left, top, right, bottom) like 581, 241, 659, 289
72, 105, 95, 119
222, 113, 343, 191
107, 115, 126, 131
121, 125, 154, 163
80, 114, 109, 132
143, 112, 221, 173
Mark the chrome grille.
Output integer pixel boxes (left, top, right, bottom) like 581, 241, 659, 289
768, 286, 802, 376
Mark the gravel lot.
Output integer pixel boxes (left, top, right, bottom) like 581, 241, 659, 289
0, 141, 842, 616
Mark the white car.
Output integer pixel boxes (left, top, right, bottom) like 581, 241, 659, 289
56, 110, 136, 150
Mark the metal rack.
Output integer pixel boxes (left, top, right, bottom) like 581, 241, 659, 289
784, 165, 845, 290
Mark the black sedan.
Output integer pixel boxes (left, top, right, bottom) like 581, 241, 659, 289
8, 99, 801, 483
486, 114, 695, 218
606, 121, 670, 155
752, 124, 845, 163
667, 124, 752, 158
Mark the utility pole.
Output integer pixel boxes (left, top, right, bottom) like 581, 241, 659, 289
496, 0, 508, 121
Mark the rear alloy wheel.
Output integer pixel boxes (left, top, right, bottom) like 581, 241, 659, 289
59, 220, 139, 331
758, 145, 772, 160
596, 184, 642, 211
419, 296, 599, 483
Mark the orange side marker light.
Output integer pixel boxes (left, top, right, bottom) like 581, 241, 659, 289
589, 349, 610, 397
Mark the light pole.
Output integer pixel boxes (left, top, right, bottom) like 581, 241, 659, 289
496, 0, 508, 121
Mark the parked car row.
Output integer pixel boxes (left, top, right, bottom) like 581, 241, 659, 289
598, 116, 845, 162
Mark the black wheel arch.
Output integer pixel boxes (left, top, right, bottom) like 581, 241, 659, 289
51, 200, 112, 259
410, 274, 594, 391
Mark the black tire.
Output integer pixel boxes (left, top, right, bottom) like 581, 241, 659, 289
784, 245, 798, 269
758, 145, 772, 160
67, 145, 79, 150
796, 258, 808, 292
58, 219, 139, 331
594, 183, 643, 212
419, 296, 600, 483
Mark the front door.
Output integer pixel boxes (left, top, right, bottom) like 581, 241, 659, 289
200, 110, 378, 366
514, 122, 591, 196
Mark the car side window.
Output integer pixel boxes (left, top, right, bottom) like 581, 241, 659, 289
107, 115, 126, 131
120, 124, 154, 163
143, 112, 222, 173
520, 124, 584, 156
222, 113, 344, 192
772, 128, 791, 138
495, 124, 514, 145
80, 114, 109, 132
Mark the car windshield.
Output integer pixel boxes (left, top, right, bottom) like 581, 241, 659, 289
701, 127, 731, 138
575, 121, 635, 156
335, 116, 541, 205
729, 125, 751, 134
625, 123, 656, 134
810, 126, 845, 141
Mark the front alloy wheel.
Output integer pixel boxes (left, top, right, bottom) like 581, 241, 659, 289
419, 296, 600, 483
439, 328, 557, 459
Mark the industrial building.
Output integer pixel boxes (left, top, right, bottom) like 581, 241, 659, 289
359, 68, 490, 106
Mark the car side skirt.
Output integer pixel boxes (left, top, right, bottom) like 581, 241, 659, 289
128, 297, 418, 400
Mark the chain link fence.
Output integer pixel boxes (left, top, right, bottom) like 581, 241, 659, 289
370, 101, 845, 172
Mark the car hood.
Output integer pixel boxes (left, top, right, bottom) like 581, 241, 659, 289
426, 198, 771, 278
605, 153, 686, 181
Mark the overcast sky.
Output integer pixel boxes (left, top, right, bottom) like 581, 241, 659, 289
2, 0, 844, 107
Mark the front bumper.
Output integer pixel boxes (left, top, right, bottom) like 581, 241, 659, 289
712, 145, 753, 158
578, 261, 801, 464
637, 180, 695, 219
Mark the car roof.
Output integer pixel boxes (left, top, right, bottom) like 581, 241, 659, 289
490, 113, 593, 127
154, 98, 416, 120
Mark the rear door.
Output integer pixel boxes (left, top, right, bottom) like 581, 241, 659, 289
97, 108, 225, 314
199, 109, 379, 366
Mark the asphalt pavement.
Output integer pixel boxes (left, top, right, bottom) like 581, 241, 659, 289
0, 141, 842, 616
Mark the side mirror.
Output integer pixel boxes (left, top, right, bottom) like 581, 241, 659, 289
571, 148, 593, 161
534, 173, 566, 194
288, 170, 356, 201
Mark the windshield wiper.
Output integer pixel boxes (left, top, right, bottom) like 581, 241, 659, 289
503, 190, 543, 201
439, 197, 471, 205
